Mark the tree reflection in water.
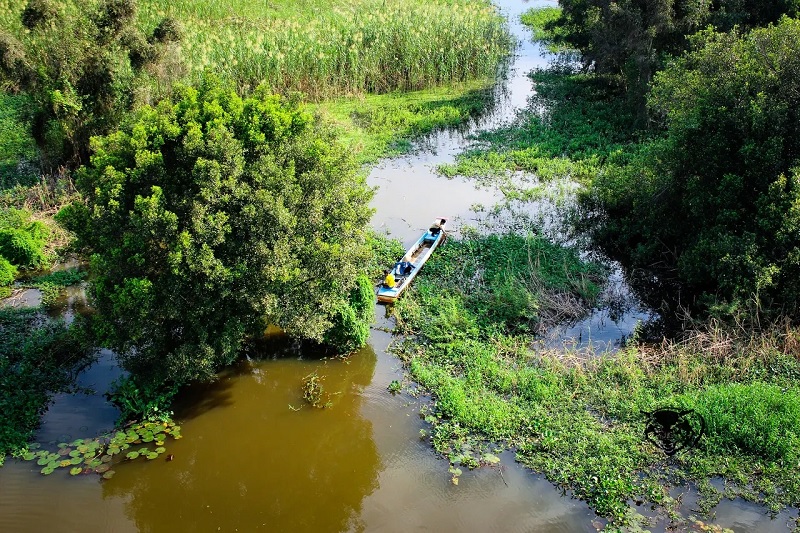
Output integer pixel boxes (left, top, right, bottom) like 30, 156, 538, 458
103, 337, 380, 532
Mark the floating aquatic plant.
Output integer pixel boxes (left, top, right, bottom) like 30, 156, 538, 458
16, 419, 182, 478
302, 372, 332, 409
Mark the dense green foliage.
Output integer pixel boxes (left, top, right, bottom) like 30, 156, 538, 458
584, 20, 800, 315
323, 274, 374, 354
0, 93, 38, 187
545, 1, 799, 115
0, 307, 93, 457
0, 0, 181, 167
59, 74, 374, 387
395, 235, 800, 523
106, 375, 178, 422
0, 256, 15, 287
0, 207, 48, 268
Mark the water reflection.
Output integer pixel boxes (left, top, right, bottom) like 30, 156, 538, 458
102, 344, 381, 532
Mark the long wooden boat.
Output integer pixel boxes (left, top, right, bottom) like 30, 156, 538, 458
377, 218, 447, 303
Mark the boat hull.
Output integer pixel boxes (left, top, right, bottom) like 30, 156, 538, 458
376, 219, 447, 303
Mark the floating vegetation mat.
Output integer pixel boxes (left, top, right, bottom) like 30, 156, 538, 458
15, 419, 182, 479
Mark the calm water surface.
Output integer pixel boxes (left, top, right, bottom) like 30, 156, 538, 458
0, 1, 793, 531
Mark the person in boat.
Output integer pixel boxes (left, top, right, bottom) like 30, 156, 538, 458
429, 220, 443, 236
398, 261, 413, 276
383, 269, 396, 288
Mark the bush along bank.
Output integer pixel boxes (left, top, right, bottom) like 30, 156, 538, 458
390, 231, 800, 527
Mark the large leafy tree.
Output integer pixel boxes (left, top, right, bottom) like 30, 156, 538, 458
0, 0, 181, 168
59, 75, 374, 386
584, 19, 800, 315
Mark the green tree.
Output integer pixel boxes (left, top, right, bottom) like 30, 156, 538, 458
59, 74, 374, 387
0, 0, 181, 168
547, 0, 799, 118
584, 19, 800, 315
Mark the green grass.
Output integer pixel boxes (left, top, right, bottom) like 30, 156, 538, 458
314, 80, 494, 163
439, 69, 639, 186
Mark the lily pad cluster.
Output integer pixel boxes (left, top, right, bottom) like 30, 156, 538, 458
18, 420, 181, 479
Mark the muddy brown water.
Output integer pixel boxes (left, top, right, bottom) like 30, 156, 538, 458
1, 1, 796, 531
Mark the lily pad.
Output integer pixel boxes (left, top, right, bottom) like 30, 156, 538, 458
69, 467, 82, 476
154, 447, 166, 454
69, 457, 83, 465
37, 457, 51, 466
57, 448, 72, 456
22, 452, 36, 461
69, 450, 82, 458
482, 453, 501, 465
29, 443, 41, 450
102, 470, 115, 480
139, 448, 149, 455
126, 451, 140, 460
70, 439, 84, 447
40, 466, 55, 475
146, 452, 159, 460
87, 459, 102, 468
100, 455, 112, 463
59, 460, 72, 468
95, 464, 110, 474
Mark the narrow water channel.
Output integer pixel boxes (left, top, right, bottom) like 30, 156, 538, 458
0, 1, 795, 532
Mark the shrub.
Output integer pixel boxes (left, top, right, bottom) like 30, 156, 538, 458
0, 256, 16, 286
323, 274, 374, 354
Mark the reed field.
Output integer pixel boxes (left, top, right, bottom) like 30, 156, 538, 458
0, 0, 511, 99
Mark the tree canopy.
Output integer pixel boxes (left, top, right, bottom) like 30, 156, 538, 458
59, 74, 374, 386
548, 0, 800, 117
0, 0, 181, 168
584, 19, 800, 315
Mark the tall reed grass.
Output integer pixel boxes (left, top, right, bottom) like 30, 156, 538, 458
0, 0, 511, 99
143, 0, 511, 98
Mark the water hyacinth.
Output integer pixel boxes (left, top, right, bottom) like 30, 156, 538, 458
1, 0, 511, 99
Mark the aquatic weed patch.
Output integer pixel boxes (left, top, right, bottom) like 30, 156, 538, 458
439, 69, 639, 186
393, 233, 800, 525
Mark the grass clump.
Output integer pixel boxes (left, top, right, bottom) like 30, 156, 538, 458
19, 267, 86, 307
0, 0, 511, 100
